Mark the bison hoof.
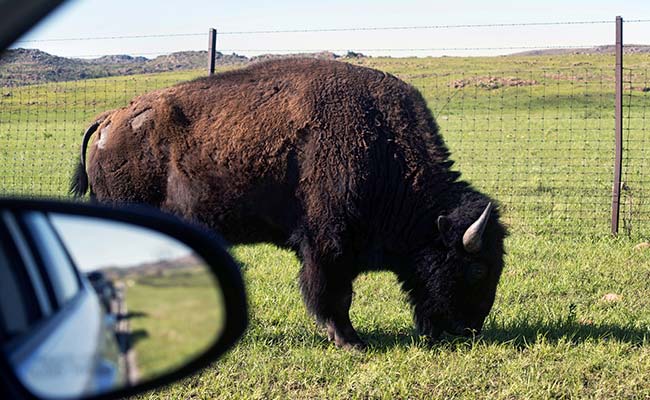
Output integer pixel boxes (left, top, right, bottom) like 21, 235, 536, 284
338, 340, 367, 351
325, 321, 366, 350
326, 327, 367, 350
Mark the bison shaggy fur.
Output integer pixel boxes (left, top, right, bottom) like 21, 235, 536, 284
72, 58, 507, 349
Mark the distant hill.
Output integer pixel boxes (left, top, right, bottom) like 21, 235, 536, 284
9, 45, 645, 87
0, 48, 371, 87
0, 48, 248, 86
250, 51, 341, 64
99, 253, 203, 280
510, 44, 650, 56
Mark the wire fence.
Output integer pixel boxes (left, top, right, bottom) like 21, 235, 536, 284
2, 19, 650, 238
424, 64, 648, 238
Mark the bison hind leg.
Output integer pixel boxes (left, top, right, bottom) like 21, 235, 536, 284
298, 243, 365, 350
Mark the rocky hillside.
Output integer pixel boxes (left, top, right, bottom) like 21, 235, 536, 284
0, 48, 373, 87
0, 48, 247, 86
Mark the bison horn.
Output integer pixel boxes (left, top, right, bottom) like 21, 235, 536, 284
462, 202, 493, 253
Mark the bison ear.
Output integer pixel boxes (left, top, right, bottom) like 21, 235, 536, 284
437, 216, 454, 246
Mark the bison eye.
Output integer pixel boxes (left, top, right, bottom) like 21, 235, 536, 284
464, 263, 487, 285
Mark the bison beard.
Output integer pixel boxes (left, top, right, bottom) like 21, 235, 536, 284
71, 58, 507, 350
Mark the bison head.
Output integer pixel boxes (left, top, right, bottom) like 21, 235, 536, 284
404, 198, 506, 340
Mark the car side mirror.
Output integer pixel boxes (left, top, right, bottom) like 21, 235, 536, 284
0, 199, 247, 400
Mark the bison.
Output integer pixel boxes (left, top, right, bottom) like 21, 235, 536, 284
71, 58, 506, 349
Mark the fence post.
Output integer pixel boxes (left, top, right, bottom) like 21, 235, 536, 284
611, 16, 623, 235
208, 28, 217, 76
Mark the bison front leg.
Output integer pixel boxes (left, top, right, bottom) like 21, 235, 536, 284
298, 253, 365, 350
323, 286, 365, 351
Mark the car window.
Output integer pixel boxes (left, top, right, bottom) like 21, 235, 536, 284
22, 212, 80, 306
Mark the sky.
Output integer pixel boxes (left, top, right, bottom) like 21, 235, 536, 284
50, 214, 193, 272
11, 0, 650, 58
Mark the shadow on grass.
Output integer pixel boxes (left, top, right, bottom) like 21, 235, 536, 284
118, 329, 151, 353
130, 329, 150, 347
250, 320, 648, 352
248, 328, 420, 352
362, 329, 420, 350
482, 319, 649, 348
358, 319, 648, 352
117, 310, 149, 321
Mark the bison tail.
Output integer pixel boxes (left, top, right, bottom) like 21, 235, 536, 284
70, 121, 100, 198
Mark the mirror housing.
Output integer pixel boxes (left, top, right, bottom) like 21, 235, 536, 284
0, 198, 247, 400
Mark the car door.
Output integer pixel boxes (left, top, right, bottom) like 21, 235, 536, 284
0, 211, 125, 399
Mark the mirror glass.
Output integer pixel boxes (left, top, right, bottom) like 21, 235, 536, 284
1, 212, 225, 399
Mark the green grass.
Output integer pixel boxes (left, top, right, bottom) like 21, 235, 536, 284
1, 54, 650, 398
125, 268, 224, 380
134, 239, 650, 399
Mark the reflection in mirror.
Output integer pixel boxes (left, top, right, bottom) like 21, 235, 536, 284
7, 213, 225, 400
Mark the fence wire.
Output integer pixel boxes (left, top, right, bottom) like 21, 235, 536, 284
1, 54, 649, 238
407, 67, 618, 236
620, 68, 650, 237
0, 71, 202, 197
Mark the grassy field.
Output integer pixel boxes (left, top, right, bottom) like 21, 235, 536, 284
125, 268, 224, 380
133, 239, 650, 399
1, 54, 650, 398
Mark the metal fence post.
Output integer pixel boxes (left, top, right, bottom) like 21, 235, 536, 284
611, 16, 623, 235
208, 28, 217, 76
